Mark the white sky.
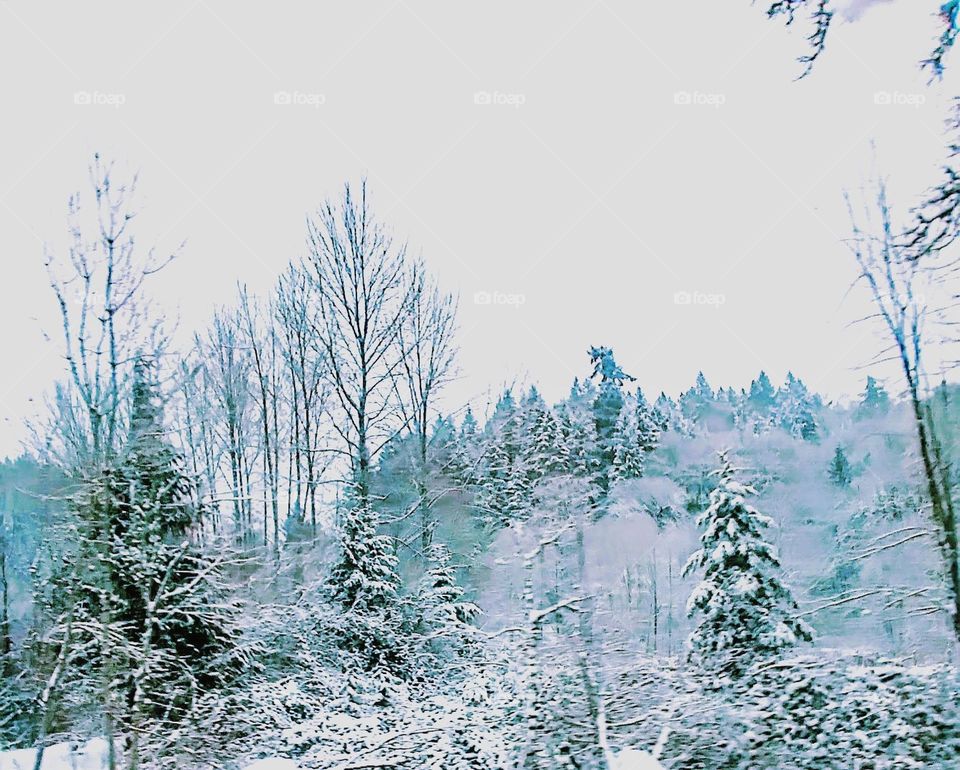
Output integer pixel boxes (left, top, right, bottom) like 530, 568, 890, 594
1, 0, 958, 458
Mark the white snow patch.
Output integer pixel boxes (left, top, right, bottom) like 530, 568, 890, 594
612, 748, 666, 770
0, 738, 119, 770
243, 760, 300, 770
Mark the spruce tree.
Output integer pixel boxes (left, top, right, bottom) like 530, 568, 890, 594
529, 405, 566, 476
35, 358, 236, 746
610, 408, 645, 482
587, 347, 635, 490
683, 452, 812, 673
329, 492, 400, 612
748, 370, 776, 413
856, 375, 890, 420
448, 407, 481, 485
828, 445, 853, 487
773, 373, 819, 441
635, 389, 662, 455
417, 543, 480, 630
680, 371, 714, 422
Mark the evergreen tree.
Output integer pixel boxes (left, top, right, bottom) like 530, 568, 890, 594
448, 407, 481, 485
329, 493, 400, 612
748, 370, 776, 412
828, 445, 853, 487
475, 439, 524, 526
635, 390, 662, 455
556, 378, 601, 481
856, 375, 891, 420
417, 543, 481, 630
588, 347, 635, 490
773, 372, 819, 441
680, 371, 714, 423
528, 403, 567, 476
652, 393, 672, 432
610, 407, 645, 483
35, 358, 236, 746
683, 452, 812, 672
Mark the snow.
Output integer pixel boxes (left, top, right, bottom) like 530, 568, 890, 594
612, 748, 666, 770
242, 761, 300, 770
0, 738, 116, 770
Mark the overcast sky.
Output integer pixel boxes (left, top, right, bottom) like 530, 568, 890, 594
0, 0, 957, 458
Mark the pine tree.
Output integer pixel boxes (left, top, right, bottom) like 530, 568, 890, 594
828, 445, 853, 487
683, 452, 812, 672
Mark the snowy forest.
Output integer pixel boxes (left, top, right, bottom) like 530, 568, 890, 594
3, 2, 960, 769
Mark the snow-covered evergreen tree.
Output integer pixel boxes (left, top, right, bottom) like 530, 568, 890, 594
588, 347, 635, 490
329, 493, 400, 612
447, 407, 481, 485
683, 452, 813, 672
528, 403, 567, 476
680, 371, 714, 422
635, 389, 662, 455
827, 445, 853, 487
417, 543, 480, 630
34, 358, 237, 751
773, 372, 819, 441
856, 375, 890, 420
610, 407, 645, 483
556, 389, 599, 479
748, 370, 776, 413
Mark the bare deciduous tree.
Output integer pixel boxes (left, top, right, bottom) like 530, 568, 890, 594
846, 177, 960, 642
394, 260, 458, 551
277, 265, 330, 530
201, 309, 255, 542
305, 180, 410, 502
43, 154, 177, 468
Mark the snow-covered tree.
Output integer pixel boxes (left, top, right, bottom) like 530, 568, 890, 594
329, 494, 400, 613
417, 543, 480, 631
635, 390, 662, 455
855, 375, 890, 420
827, 445, 853, 487
610, 407, 645, 483
680, 371, 714, 422
748, 371, 776, 414
34, 358, 237, 760
589, 347, 635, 490
683, 452, 812, 672
528, 402, 567, 476
772, 372, 819, 441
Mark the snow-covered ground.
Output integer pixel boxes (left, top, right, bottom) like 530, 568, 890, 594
0, 738, 116, 770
